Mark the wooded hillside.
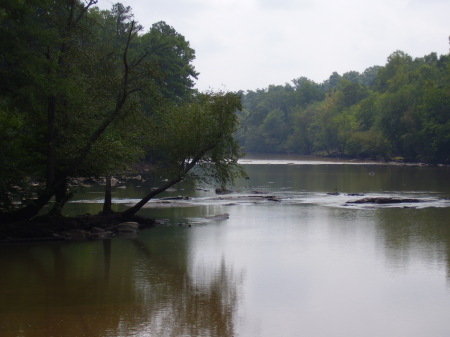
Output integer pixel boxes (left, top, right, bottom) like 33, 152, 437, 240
238, 49, 450, 163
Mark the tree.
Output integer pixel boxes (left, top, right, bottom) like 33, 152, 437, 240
335, 79, 369, 109
360, 66, 381, 87
260, 108, 291, 152
285, 103, 317, 154
140, 21, 199, 103
0, 1, 158, 222
292, 77, 325, 107
2, 1, 237, 223
309, 94, 341, 154
122, 91, 244, 217
417, 83, 450, 162
321, 72, 342, 91
0, 0, 101, 219
375, 50, 413, 92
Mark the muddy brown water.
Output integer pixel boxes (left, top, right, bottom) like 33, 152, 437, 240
1, 156, 450, 337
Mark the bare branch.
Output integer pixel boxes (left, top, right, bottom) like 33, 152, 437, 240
131, 51, 149, 68
74, 0, 98, 24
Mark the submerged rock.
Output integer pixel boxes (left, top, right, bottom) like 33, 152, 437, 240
161, 195, 190, 200
264, 196, 281, 202
327, 189, 340, 195
205, 213, 230, 221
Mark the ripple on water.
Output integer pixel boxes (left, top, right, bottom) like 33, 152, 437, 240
69, 191, 450, 210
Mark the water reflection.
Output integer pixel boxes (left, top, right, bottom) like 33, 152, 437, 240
0, 230, 241, 337
2, 160, 450, 337
238, 163, 450, 196
374, 207, 450, 282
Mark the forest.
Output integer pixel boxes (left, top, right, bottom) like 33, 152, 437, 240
0, 0, 243, 226
237, 49, 450, 163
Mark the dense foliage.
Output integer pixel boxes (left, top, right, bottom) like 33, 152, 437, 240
238, 50, 450, 163
0, 0, 243, 221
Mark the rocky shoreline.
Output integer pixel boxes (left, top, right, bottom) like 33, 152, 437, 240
0, 213, 155, 243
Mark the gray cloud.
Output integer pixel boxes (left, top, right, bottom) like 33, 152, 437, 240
97, 0, 450, 91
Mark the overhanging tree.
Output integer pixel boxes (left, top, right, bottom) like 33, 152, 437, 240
122, 91, 245, 218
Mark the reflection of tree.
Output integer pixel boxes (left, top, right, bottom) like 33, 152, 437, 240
374, 208, 450, 283
125, 239, 239, 337
166, 259, 238, 337
0, 233, 241, 337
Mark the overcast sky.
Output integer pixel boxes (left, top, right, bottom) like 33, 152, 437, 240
98, 0, 450, 92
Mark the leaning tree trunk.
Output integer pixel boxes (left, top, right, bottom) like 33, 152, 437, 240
48, 177, 70, 217
121, 176, 183, 218
122, 149, 213, 218
102, 175, 113, 215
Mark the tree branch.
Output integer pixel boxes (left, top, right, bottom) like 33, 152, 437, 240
122, 143, 218, 218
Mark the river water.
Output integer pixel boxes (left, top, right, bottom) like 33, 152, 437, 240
1, 156, 450, 337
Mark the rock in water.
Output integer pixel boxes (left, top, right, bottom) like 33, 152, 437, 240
205, 213, 230, 220
116, 222, 139, 233
215, 188, 233, 195
347, 197, 423, 204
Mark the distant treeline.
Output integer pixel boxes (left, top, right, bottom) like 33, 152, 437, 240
237, 50, 450, 163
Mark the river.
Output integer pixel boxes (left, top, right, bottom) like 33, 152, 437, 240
1, 155, 450, 337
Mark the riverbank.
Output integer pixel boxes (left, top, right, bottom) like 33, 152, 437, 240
0, 213, 155, 243
240, 153, 450, 166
